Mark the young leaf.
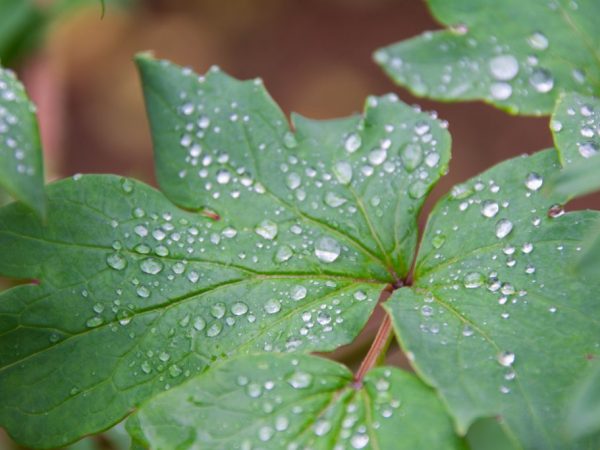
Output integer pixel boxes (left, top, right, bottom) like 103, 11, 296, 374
566, 361, 600, 440
0, 65, 45, 216
375, 0, 600, 115
0, 58, 450, 447
385, 149, 600, 449
127, 353, 466, 449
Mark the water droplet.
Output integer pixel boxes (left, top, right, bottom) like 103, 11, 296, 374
316, 311, 332, 325
401, 143, 423, 171
344, 133, 362, 153
489, 55, 519, 80
216, 169, 231, 184
432, 234, 446, 249
193, 317, 206, 331
120, 178, 134, 193
351, 433, 370, 449
529, 68, 554, 93
463, 272, 484, 288
525, 172, 543, 191
211, 303, 226, 319
354, 290, 367, 301
408, 181, 428, 199
275, 245, 293, 262
275, 416, 289, 432
527, 31, 548, 50
481, 200, 499, 218
497, 351, 515, 367
495, 219, 514, 239
368, 148, 387, 166
324, 191, 347, 208
462, 325, 474, 337
333, 161, 353, 185
86, 316, 103, 328
283, 131, 298, 149
141, 361, 152, 374
206, 322, 222, 337
140, 258, 163, 275
287, 370, 313, 389
106, 253, 127, 271
136, 286, 150, 298
255, 220, 278, 240
314, 236, 341, 263
286, 172, 301, 190
291, 285, 307, 301
313, 419, 332, 436
490, 82, 512, 100
264, 299, 281, 314
578, 141, 598, 158
231, 302, 249, 316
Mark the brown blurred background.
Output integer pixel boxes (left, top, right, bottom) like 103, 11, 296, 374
2, 0, 595, 448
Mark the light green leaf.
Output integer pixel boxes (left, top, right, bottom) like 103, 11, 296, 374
127, 353, 466, 450
136, 54, 450, 278
551, 153, 600, 199
567, 362, 600, 440
0, 57, 451, 448
375, 0, 600, 115
385, 149, 600, 449
0, 65, 45, 216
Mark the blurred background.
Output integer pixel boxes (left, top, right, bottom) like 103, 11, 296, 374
0, 0, 594, 448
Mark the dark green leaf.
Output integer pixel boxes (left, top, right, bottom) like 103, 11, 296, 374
127, 353, 466, 450
0, 65, 45, 216
376, 0, 600, 115
0, 57, 451, 448
385, 149, 600, 449
0, 0, 45, 66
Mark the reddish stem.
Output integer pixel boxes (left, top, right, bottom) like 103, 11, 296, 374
354, 314, 393, 385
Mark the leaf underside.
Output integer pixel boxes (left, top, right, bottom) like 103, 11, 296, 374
376, 0, 600, 115
0, 56, 451, 448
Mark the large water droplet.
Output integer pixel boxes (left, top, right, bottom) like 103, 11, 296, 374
290, 285, 307, 301
408, 181, 427, 199
106, 253, 127, 271
578, 141, 598, 158
231, 302, 249, 316
314, 236, 341, 263
140, 258, 163, 275
351, 434, 370, 449
401, 143, 423, 171
490, 82, 512, 100
255, 220, 278, 240
481, 200, 499, 218
324, 191, 347, 208
216, 169, 231, 184
495, 219, 514, 239
497, 351, 515, 367
264, 299, 281, 314
206, 322, 222, 337
287, 370, 313, 389
529, 68, 554, 93
463, 272, 484, 288
368, 148, 387, 166
527, 31, 548, 50
489, 55, 519, 80
525, 172, 543, 191
333, 161, 353, 185
344, 133, 362, 153
286, 172, 301, 190
275, 245, 293, 263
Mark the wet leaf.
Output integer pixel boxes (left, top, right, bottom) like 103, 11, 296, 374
0, 56, 450, 448
386, 149, 600, 449
375, 0, 600, 115
127, 353, 466, 450
0, 65, 45, 216
567, 361, 600, 440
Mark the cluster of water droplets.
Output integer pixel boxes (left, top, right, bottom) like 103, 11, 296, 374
0, 68, 37, 178
553, 97, 599, 163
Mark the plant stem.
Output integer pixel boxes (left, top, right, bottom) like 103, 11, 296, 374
354, 314, 393, 385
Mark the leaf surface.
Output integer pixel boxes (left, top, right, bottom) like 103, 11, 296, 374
127, 353, 466, 450
567, 362, 600, 441
385, 149, 600, 449
376, 0, 600, 115
0, 57, 451, 448
0, 65, 45, 215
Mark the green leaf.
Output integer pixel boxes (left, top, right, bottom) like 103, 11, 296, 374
375, 0, 600, 115
136, 55, 450, 278
127, 353, 466, 449
567, 361, 600, 440
385, 149, 600, 449
0, 57, 451, 448
0, 0, 45, 66
0, 65, 45, 216
550, 153, 600, 199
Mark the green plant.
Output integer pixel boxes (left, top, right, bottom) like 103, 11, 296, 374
1, 0, 599, 449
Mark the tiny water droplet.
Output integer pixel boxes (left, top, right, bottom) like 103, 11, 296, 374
497, 351, 515, 367
529, 68, 554, 93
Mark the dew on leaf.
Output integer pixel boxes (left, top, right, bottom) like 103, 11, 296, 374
463, 272, 484, 288
136, 286, 150, 298
368, 148, 387, 166
314, 236, 341, 263
314, 419, 332, 436
231, 302, 249, 316
578, 141, 598, 158
275, 245, 293, 263
324, 191, 347, 208
287, 370, 313, 389
216, 169, 231, 184
193, 317, 206, 331
255, 220, 278, 240
140, 258, 163, 275
481, 200, 499, 218
206, 322, 223, 337
497, 351, 515, 367
290, 285, 307, 301
106, 253, 127, 271
344, 132, 362, 153
529, 68, 554, 93
490, 82, 512, 100
211, 303, 226, 319
86, 317, 103, 328
264, 299, 281, 314
527, 31, 549, 50
495, 219, 514, 239
525, 172, 543, 191
401, 143, 423, 171
489, 55, 519, 81
333, 161, 353, 185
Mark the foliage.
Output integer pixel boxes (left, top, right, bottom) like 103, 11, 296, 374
0, 0, 599, 449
